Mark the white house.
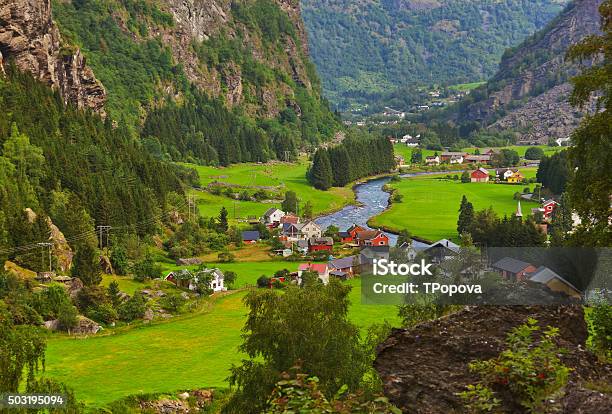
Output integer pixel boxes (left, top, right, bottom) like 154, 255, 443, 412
425, 155, 440, 165
449, 155, 464, 164
165, 268, 226, 292
262, 208, 285, 224
299, 221, 322, 239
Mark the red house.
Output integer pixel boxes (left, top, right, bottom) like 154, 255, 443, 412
308, 237, 334, 253
356, 230, 389, 247
345, 224, 366, 241
542, 199, 558, 220
492, 257, 537, 282
470, 167, 490, 183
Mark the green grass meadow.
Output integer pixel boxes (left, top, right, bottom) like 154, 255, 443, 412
393, 144, 561, 164
185, 159, 354, 222
370, 169, 539, 242
43, 277, 400, 407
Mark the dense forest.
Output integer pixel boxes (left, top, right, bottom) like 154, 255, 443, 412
52, 0, 339, 161
0, 69, 183, 270
308, 133, 395, 189
302, 0, 568, 109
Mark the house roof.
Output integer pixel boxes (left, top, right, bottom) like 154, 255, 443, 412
357, 230, 386, 240
296, 239, 309, 249
528, 266, 580, 293
280, 214, 300, 224
309, 237, 333, 246
472, 167, 489, 175
264, 208, 283, 218
441, 152, 466, 157
492, 257, 534, 274
496, 168, 518, 175
330, 270, 348, 278
360, 246, 390, 260
426, 239, 460, 253
329, 256, 357, 269
338, 231, 350, 238
298, 263, 328, 274
543, 199, 557, 206
425, 156, 438, 160
347, 224, 365, 232
242, 231, 261, 241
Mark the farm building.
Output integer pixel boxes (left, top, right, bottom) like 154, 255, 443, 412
470, 168, 490, 183
356, 230, 389, 247
165, 268, 226, 292
528, 266, 581, 299
492, 257, 537, 282
241, 231, 261, 243
308, 237, 334, 253
328, 255, 359, 277
262, 208, 285, 224
298, 263, 329, 285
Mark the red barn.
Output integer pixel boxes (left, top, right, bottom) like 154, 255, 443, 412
470, 167, 490, 183
308, 237, 334, 253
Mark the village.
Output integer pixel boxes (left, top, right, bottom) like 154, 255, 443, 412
162, 197, 581, 301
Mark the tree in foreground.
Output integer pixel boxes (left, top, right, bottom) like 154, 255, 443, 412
566, 0, 612, 245
226, 280, 373, 413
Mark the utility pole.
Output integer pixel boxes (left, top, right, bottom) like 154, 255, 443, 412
37, 242, 52, 272
187, 195, 195, 222
97, 226, 112, 249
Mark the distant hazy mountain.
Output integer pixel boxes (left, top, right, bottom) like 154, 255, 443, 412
301, 0, 570, 109
460, 0, 602, 144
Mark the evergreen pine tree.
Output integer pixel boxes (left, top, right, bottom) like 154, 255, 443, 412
72, 243, 102, 286
218, 207, 229, 233
310, 149, 333, 190
457, 195, 475, 236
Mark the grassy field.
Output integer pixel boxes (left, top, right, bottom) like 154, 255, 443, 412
185, 159, 354, 222
370, 169, 539, 242
394, 144, 562, 165
44, 291, 249, 407
448, 81, 486, 91
44, 276, 400, 407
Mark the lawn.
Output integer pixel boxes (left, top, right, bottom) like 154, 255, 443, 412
393, 144, 562, 165
44, 291, 249, 407
43, 277, 400, 408
448, 81, 486, 91
370, 169, 539, 242
185, 158, 354, 222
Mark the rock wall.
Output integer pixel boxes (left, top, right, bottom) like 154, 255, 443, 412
465, 0, 603, 143
0, 0, 106, 113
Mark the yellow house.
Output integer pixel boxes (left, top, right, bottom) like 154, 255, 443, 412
507, 170, 524, 183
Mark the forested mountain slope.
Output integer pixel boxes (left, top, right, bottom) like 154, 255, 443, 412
459, 0, 602, 144
302, 0, 569, 109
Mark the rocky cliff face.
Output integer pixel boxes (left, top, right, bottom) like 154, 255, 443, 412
375, 306, 612, 413
139, 0, 315, 117
0, 0, 106, 113
464, 0, 602, 143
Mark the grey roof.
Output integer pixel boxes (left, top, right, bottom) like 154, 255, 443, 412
426, 239, 460, 253
242, 231, 261, 241
528, 266, 580, 292
296, 240, 309, 248
329, 256, 357, 269
360, 246, 390, 262
492, 257, 533, 274
309, 237, 333, 246
338, 231, 350, 238
263, 208, 282, 217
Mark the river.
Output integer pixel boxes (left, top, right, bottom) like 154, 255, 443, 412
315, 171, 456, 246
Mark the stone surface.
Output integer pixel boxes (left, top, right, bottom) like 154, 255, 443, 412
0, 0, 106, 113
375, 306, 612, 413
464, 0, 603, 143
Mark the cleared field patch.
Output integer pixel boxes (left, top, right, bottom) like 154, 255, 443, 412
44, 291, 249, 408
370, 169, 539, 242
185, 159, 354, 221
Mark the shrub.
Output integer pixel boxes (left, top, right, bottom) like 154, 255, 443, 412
160, 294, 186, 313
467, 318, 570, 411
257, 275, 270, 288
457, 384, 501, 414
87, 303, 118, 325
118, 293, 147, 322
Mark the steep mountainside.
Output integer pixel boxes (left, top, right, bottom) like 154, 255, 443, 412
461, 0, 602, 144
49, 0, 337, 151
0, 0, 106, 112
302, 0, 570, 109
